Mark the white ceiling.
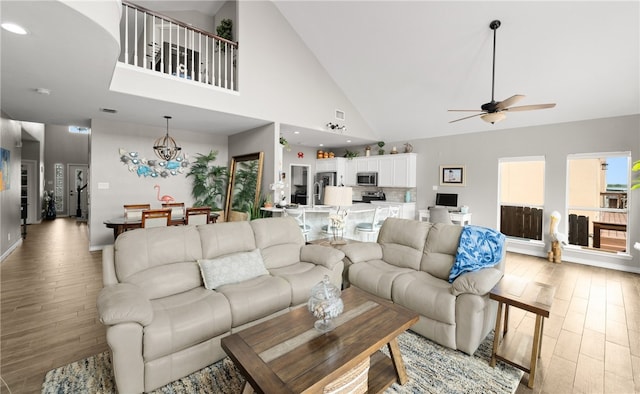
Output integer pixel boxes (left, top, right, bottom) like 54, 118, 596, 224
2, 1, 638, 148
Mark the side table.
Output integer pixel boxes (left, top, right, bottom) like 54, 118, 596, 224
489, 275, 555, 388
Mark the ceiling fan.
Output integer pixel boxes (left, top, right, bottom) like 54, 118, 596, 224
449, 20, 556, 124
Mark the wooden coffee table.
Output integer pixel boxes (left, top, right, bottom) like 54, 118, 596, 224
221, 286, 419, 393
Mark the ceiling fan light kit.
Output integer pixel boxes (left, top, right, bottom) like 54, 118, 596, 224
481, 112, 506, 124
448, 19, 556, 124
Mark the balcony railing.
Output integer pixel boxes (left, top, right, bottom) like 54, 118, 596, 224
500, 205, 543, 241
119, 1, 237, 91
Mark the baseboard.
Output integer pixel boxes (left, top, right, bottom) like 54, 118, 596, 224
1, 238, 23, 263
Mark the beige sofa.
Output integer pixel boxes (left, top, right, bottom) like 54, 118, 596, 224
341, 218, 505, 355
97, 217, 344, 393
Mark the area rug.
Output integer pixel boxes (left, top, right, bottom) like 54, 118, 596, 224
42, 331, 523, 394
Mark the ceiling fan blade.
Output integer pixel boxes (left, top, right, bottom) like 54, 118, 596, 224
496, 94, 525, 110
504, 103, 556, 112
449, 113, 485, 123
447, 109, 484, 112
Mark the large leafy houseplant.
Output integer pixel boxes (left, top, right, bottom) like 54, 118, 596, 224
186, 151, 228, 211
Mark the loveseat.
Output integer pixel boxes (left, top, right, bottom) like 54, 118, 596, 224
97, 217, 344, 393
341, 217, 505, 355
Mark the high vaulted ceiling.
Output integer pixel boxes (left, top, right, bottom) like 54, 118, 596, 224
1, 1, 638, 148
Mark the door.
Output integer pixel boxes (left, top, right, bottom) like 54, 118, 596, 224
68, 164, 89, 220
21, 160, 37, 224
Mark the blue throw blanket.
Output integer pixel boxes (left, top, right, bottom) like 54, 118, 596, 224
449, 225, 505, 283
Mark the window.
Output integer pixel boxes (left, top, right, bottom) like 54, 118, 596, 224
567, 152, 630, 253
68, 126, 90, 134
499, 157, 545, 240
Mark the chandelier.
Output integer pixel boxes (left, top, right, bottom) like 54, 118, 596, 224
153, 116, 181, 161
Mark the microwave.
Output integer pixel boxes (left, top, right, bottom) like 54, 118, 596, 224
356, 172, 378, 186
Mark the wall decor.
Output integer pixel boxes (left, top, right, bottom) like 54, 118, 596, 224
0, 148, 10, 191
440, 165, 466, 186
119, 148, 190, 178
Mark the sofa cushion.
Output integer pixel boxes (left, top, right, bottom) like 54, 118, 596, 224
420, 223, 463, 281
198, 249, 269, 290
251, 217, 305, 269
198, 221, 257, 259
143, 287, 232, 361
392, 271, 456, 325
114, 226, 203, 299
349, 260, 413, 300
124, 262, 202, 300
377, 218, 431, 270
269, 261, 344, 306
216, 275, 292, 327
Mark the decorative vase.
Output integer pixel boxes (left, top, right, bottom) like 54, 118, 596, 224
308, 275, 343, 332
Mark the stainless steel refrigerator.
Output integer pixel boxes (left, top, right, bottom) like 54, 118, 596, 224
314, 172, 336, 205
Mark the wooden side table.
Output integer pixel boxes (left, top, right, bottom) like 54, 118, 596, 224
489, 275, 555, 389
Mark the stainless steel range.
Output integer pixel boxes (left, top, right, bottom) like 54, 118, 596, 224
361, 191, 386, 203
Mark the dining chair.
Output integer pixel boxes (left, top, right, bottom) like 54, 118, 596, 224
428, 206, 453, 224
283, 207, 310, 241
162, 202, 185, 225
124, 204, 151, 221
355, 206, 388, 242
141, 209, 171, 228
185, 207, 212, 225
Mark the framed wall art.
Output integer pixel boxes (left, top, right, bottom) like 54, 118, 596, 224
440, 165, 466, 186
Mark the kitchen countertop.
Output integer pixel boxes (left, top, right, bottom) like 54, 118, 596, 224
261, 203, 375, 213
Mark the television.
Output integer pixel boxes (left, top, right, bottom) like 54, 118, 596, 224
435, 193, 458, 207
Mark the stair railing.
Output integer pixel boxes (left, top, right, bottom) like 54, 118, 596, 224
119, 1, 237, 91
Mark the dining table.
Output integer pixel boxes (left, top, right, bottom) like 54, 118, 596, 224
104, 212, 219, 240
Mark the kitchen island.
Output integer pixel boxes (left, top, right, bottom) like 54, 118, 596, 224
261, 203, 379, 241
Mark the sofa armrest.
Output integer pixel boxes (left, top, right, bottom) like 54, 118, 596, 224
97, 283, 153, 326
340, 242, 383, 264
451, 267, 504, 296
102, 245, 119, 286
301, 245, 345, 270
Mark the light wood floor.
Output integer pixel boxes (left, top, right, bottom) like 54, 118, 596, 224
1, 218, 639, 393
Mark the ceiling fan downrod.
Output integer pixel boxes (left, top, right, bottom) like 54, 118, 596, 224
489, 20, 500, 105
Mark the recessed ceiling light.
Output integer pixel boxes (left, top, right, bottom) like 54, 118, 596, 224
319, 143, 324, 147
2, 23, 28, 35
35, 88, 51, 95
346, 140, 352, 143
294, 131, 300, 134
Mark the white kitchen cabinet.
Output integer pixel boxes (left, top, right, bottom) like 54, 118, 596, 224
355, 157, 379, 173
316, 158, 346, 185
345, 159, 357, 186
371, 201, 417, 220
377, 153, 417, 187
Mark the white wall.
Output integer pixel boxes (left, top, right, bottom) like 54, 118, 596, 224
89, 118, 228, 249
401, 114, 640, 272
0, 114, 23, 260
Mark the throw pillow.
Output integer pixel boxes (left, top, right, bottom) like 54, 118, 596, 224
198, 249, 269, 290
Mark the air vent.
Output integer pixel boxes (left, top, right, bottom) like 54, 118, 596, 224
335, 109, 345, 121
100, 108, 117, 114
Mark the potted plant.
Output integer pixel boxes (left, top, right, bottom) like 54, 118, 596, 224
280, 136, 291, 152
263, 195, 273, 208
186, 150, 228, 213
377, 141, 385, 155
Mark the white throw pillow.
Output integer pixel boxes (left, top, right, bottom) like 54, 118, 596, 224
198, 249, 269, 290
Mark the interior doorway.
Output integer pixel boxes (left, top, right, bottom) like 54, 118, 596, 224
21, 160, 38, 224
68, 164, 89, 221
289, 164, 311, 205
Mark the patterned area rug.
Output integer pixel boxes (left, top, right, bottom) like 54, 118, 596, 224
42, 331, 523, 394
